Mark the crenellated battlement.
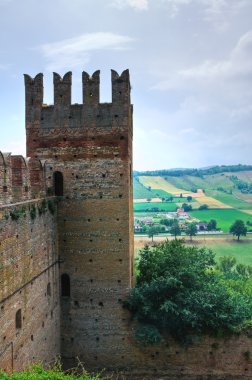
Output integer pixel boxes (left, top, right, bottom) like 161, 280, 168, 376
24, 69, 131, 124
25, 69, 132, 159
0, 152, 49, 205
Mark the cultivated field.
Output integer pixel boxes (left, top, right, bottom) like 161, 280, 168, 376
139, 176, 229, 209
139, 176, 185, 195
190, 209, 252, 232
134, 170, 252, 234
134, 235, 252, 265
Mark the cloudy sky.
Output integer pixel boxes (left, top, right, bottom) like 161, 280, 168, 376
0, 0, 251, 170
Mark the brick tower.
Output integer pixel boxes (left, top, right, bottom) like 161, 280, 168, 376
24, 70, 134, 369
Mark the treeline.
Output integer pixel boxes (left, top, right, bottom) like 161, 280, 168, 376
133, 164, 252, 178
230, 176, 252, 194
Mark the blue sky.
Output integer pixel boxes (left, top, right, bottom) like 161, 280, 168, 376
0, 0, 251, 170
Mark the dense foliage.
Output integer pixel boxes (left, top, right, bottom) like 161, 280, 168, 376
0, 365, 100, 380
133, 164, 252, 178
125, 240, 252, 345
230, 176, 252, 194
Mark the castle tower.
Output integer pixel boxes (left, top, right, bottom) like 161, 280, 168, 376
24, 70, 134, 369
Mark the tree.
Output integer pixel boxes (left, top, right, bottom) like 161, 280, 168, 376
170, 220, 181, 238
182, 203, 192, 212
148, 226, 159, 242
186, 222, 197, 241
160, 218, 175, 227
187, 196, 192, 202
207, 219, 217, 231
230, 220, 247, 241
218, 256, 236, 273
125, 240, 252, 345
198, 204, 208, 210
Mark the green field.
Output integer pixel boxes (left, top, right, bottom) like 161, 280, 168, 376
210, 239, 252, 265
133, 178, 172, 199
133, 177, 157, 198
153, 189, 172, 197
206, 190, 252, 210
135, 235, 252, 265
190, 209, 252, 232
134, 202, 177, 212
163, 173, 234, 193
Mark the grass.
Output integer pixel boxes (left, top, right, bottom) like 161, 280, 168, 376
208, 239, 252, 265
190, 209, 252, 232
139, 176, 185, 195
153, 189, 172, 197
163, 173, 234, 193
0, 364, 100, 380
134, 202, 177, 212
206, 190, 252, 210
133, 177, 158, 199
196, 195, 231, 209
134, 235, 252, 266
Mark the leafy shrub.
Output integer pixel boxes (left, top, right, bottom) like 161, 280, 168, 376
135, 324, 162, 346
38, 199, 47, 215
125, 240, 252, 345
30, 204, 37, 220
10, 207, 26, 221
198, 204, 208, 210
47, 199, 56, 215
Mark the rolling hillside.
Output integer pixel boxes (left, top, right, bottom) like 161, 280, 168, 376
133, 168, 252, 232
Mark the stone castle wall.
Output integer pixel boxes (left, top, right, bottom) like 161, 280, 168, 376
0, 199, 60, 372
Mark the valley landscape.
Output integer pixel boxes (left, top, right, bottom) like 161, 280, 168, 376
134, 165, 252, 264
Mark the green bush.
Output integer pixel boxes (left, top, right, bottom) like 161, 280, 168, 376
38, 199, 47, 215
30, 204, 37, 220
0, 364, 100, 380
10, 208, 26, 221
47, 199, 56, 215
134, 324, 162, 346
125, 240, 252, 345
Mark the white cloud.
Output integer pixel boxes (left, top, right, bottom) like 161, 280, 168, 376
160, 0, 193, 17
0, 63, 10, 70
39, 32, 134, 71
160, 0, 250, 28
153, 31, 252, 91
179, 30, 252, 80
1, 138, 26, 156
110, 0, 149, 10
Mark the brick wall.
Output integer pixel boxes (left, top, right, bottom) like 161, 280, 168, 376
24, 69, 134, 369
0, 200, 60, 372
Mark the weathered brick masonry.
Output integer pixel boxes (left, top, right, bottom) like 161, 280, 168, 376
24, 70, 134, 369
0, 198, 60, 372
1, 70, 252, 379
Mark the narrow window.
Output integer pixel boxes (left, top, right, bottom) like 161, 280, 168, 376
16, 309, 22, 329
61, 273, 70, 297
53, 171, 63, 196
47, 283, 51, 297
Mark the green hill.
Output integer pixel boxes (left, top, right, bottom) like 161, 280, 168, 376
133, 167, 252, 232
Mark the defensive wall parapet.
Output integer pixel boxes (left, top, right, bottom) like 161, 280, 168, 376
24, 70, 132, 159
0, 152, 46, 205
